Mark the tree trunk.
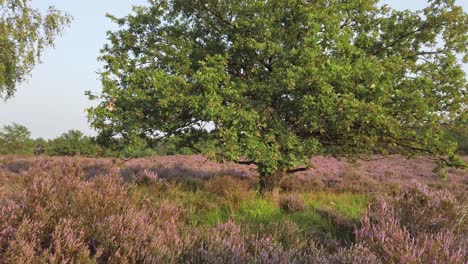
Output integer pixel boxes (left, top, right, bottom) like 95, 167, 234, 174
259, 170, 285, 204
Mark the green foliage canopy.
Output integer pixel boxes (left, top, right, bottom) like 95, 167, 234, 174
88, 0, 467, 188
0, 0, 71, 99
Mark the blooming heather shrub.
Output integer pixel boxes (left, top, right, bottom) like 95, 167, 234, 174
124, 155, 258, 180
386, 183, 467, 236
0, 199, 23, 247
265, 220, 303, 251
120, 165, 147, 182
0, 159, 33, 174
94, 203, 191, 263
187, 221, 304, 263
301, 244, 381, 264
0, 159, 194, 263
44, 218, 100, 263
248, 235, 298, 263
329, 245, 382, 264
133, 168, 159, 184
280, 194, 305, 213
2, 219, 48, 263
2, 156, 467, 263
338, 167, 378, 193
186, 220, 247, 263
82, 161, 114, 180
356, 194, 468, 263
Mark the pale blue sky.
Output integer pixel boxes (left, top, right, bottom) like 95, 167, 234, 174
0, 0, 467, 139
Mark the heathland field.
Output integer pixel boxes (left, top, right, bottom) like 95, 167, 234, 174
2, 0, 468, 263
0, 155, 466, 263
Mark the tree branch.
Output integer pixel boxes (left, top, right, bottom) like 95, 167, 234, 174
286, 167, 309, 173
404, 51, 441, 59
357, 155, 388, 162
373, 23, 429, 56
198, 0, 237, 30
187, 144, 203, 153
234, 160, 258, 165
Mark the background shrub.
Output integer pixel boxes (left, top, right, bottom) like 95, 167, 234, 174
280, 194, 305, 213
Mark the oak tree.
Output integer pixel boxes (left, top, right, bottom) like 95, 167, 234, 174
88, 0, 467, 192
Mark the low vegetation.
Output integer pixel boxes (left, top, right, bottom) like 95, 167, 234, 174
1, 0, 466, 263
0, 156, 466, 263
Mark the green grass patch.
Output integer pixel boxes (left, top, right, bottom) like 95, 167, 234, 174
234, 198, 282, 227
130, 180, 368, 242
301, 192, 367, 220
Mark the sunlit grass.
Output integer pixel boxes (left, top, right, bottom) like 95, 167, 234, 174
301, 192, 368, 220
234, 198, 281, 227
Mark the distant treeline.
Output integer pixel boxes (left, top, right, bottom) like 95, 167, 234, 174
0, 123, 200, 157
0, 122, 467, 157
